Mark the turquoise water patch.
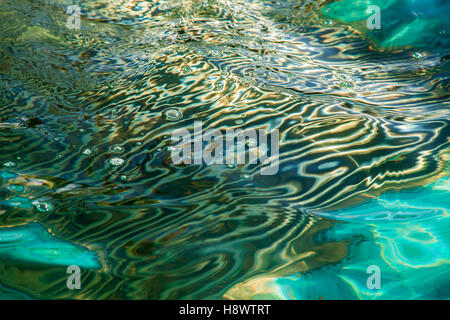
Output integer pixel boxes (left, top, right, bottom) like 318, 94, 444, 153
0, 223, 101, 269
313, 176, 450, 222
322, 0, 450, 49
225, 177, 450, 299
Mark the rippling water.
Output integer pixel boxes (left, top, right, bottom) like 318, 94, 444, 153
0, 0, 449, 299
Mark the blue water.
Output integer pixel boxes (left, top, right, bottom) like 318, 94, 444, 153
0, 0, 449, 299
225, 176, 450, 299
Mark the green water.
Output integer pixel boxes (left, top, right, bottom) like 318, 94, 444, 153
0, 0, 449, 299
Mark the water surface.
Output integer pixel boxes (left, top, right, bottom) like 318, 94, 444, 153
0, 0, 449, 299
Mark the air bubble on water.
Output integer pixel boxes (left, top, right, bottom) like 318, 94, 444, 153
241, 173, 251, 179
136, 141, 143, 146
112, 145, 124, 152
164, 108, 183, 121
32, 200, 53, 213
120, 175, 128, 181
109, 157, 125, 166
412, 52, 424, 60
3, 161, 16, 167
226, 164, 235, 169
182, 66, 192, 74
82, 148, 92, 155
235, 119, 244, 125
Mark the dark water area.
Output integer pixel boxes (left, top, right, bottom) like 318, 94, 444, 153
0, 0, 449, 299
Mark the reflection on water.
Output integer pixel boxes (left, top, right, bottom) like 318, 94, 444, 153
225, 175, 450, 299
0, 0, 449, 299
